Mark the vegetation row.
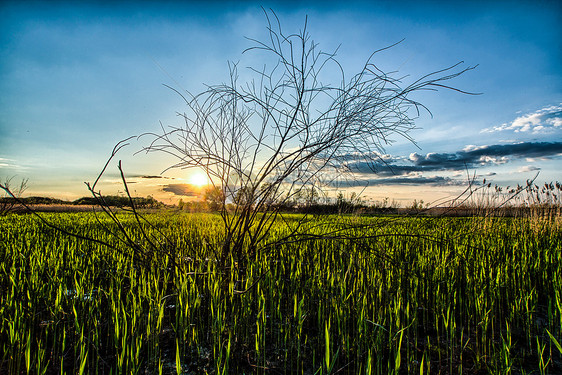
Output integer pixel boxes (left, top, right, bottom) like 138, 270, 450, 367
1, 211, 560, 374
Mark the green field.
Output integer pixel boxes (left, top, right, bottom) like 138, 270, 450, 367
1, 211, 561, 374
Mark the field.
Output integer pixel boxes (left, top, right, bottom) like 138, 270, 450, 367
0, 211, 561, 374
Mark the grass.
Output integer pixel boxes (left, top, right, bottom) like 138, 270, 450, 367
0, 211, 561, 374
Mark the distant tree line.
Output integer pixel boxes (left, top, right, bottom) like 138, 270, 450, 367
73, 195, 163, 208
176, 186, 403, 214
0, 195, 164, 209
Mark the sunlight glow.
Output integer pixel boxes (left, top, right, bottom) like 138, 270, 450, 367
190, 171, 209, 187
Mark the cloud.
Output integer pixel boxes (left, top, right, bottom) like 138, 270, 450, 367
482, 104, 562, 134
126, 175, 173, 179
101, 174, 173, 182
347, 141, 562, 175
0, 157, 28, 170
161, 184, 200, 196
347, 160, 417, 176
465, 142, 562, 159
516, 166, 541, 173
334, 175, 460, 187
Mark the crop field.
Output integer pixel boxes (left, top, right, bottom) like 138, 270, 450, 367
0, 211, 561, 374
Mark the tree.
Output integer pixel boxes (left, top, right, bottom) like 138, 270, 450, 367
204, 185, 226, 211
142, 10, 475, 269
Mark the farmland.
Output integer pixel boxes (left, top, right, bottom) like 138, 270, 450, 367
1, 211, 561, 374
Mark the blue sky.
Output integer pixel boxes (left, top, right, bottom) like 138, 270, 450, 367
1, 1, 561, 204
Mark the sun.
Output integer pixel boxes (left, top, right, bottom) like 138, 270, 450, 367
189, 171, 209, 187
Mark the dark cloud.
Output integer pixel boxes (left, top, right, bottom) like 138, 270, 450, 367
137, 175, 174, 180
348, 142, 562, 175
348, 162, 418, 176
459, 142, 562, 159
102, 173, 172, 180
333, 176, 459, 187
161, 184, 199, 196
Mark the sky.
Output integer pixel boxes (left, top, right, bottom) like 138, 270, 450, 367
1, 0, 561, 205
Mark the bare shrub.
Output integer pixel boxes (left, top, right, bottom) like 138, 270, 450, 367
136, 10, 476, 270
0, 176, 28, 215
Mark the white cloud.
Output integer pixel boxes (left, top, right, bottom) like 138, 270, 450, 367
548, 117, 562, 127
517, 165, 541, 173
0, 158, 27, 170
408, 152, 421, 162
380, 153, 393, 161
478, 155, 508, 165
481, 104, 562, 134
462, 144, 486, 152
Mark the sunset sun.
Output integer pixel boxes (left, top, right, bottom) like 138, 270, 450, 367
189, 171, 209, 187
